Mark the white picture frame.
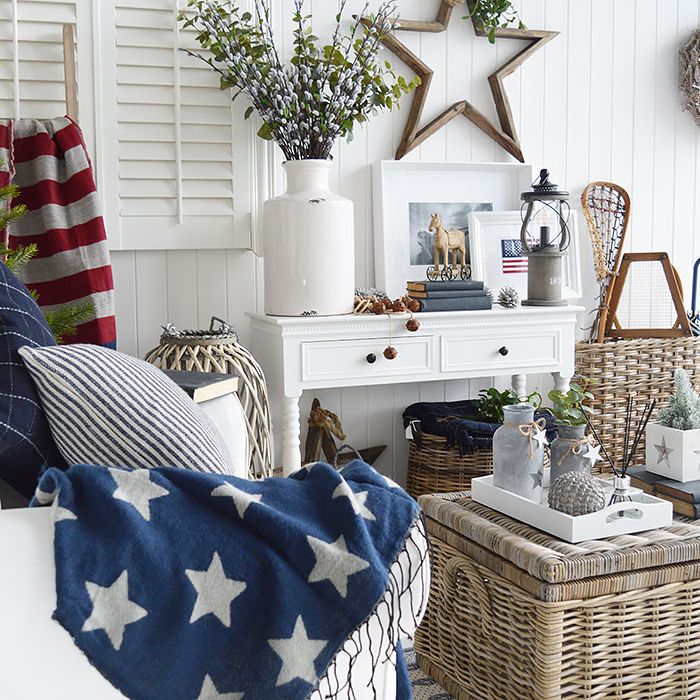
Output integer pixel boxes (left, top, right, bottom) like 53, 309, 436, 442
372, 161, 533, 299
468, 210, 582, 301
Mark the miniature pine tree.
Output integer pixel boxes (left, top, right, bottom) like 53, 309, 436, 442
1, 174, 94, 343
657, 369, 700, 430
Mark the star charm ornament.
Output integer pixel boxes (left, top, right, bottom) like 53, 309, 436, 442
196, 674, 243, 700
306, 534, 370, 598
583, 443, 603, 469
185, 551, 247, 628
268, 615, 328, 687
82, 570, 148, 651
332, 482, 376, 521
109, 468, 169, 521
211, 482, 262, 518
654, 437, 674, 468
532, 428, 549, 450
362, 0, 558, 160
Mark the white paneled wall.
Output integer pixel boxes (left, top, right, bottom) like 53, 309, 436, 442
111, 0, 700, 482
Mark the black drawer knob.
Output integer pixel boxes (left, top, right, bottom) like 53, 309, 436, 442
498, 346, 509, 356
366, 353, 377, 364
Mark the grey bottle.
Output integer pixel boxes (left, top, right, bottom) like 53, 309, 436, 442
492, 404, 544, 503
550, 424, 590, 485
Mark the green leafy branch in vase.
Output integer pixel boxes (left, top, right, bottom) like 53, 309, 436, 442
476, 386, 542, 424
545, 377, 595, 427
464, 0, 526, 44
1, 176, 94, 343
180, 0, 419, 160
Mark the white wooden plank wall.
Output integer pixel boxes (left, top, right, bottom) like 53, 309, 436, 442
110, 0, 700, 482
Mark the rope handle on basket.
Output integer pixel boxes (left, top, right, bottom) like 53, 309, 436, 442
443, 557, 493, 637
333, 444, 363, 468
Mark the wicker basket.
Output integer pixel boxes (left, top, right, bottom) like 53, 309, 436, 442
406, 434, 493, 498
575, 337, 700, 469
417, 492, 700, 699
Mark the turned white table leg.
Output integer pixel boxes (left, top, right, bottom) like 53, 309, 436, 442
281, 394, 302, 476
511, 374, 527, 400
552, 372, 572, 394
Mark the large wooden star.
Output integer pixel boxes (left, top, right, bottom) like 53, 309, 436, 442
364, 0, 558, 161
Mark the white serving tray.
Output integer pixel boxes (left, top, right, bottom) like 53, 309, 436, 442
471, 469, 673, 543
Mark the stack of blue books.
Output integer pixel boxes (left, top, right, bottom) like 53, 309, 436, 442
406, 279, 492, 312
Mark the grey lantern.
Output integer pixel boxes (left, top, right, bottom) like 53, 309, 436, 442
520, 169, 571, 306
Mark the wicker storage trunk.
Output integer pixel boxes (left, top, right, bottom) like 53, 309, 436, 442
575, 337, 700, 468
417, 492, 700, 700
406, 434, 493, 498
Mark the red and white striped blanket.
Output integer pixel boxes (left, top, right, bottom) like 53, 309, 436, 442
0, 117, 116, 348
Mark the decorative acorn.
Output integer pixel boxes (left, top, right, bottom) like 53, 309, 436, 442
497, 285, 519, 309
406, 318, 420, 332
383, 346, 398, 360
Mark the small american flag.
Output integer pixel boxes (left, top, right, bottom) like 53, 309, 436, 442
501, 239, 528, 274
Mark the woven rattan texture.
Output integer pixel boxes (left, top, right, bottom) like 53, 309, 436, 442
575, 337, 700, 469
416, 492, 700, 699
407, 434, 493, 498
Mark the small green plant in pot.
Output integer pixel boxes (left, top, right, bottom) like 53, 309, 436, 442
476, 387, 541, 424
546, 378, 598, 483
646, 369, 700, 483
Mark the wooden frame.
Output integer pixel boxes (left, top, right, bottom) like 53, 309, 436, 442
62, 24, 79, 122
363, 0, 558, 161
605, 252, 692, 339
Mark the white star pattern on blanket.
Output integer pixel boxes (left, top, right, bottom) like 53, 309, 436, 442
109, 468, 169, 521
306, 534, 369, 598
211, 482, 262, 518
331, 482, 376, 521
195, 674, 243, 700
81, 570, 147, 651
268, 615, 328, 687
186, 552, 247, 627
34, 487, 77, 522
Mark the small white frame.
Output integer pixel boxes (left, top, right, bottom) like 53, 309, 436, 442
372, 161, 533, 299
468, 210, 583, 301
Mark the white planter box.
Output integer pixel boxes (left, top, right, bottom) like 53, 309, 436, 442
471, 470, 673, 543
645, 422, 700, 483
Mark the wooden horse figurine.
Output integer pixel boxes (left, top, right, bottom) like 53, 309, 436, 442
429, 213, 467, 271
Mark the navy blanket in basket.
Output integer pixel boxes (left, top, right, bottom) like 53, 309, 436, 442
404, 399, 556, 455
31, 461, 426, 699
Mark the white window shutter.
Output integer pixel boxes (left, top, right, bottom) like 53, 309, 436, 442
99, 0, 254, 251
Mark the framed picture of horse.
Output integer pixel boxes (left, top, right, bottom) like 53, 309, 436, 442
373, 161, 532, 299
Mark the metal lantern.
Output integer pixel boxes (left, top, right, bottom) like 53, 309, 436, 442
520, 168, 571, 306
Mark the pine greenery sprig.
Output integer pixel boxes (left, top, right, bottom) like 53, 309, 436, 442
43, 302, 95, 342
658, 368, 700, 431
180, 0, 419, 161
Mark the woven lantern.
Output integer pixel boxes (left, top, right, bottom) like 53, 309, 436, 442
145, 317, 272, 479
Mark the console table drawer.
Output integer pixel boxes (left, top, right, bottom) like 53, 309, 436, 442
441, 331, 559, 373
301, 336, 433, 383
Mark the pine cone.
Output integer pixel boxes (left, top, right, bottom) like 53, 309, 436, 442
497, 285, 519, 309
548, 471, 605, 516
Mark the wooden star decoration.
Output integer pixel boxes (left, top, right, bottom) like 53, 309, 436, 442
363, 0, 559, 161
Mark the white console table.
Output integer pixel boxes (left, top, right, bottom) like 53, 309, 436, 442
249, 306, 583, 475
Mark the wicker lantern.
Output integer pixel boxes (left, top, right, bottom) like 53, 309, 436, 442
145, 317, 273, 479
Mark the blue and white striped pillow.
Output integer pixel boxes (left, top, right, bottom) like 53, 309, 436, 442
19, 344, 235, 475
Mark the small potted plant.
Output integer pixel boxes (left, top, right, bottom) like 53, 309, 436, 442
546, 378, 597, 483
646, 369, 700, 482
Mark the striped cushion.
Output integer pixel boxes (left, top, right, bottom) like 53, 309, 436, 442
19, 344, 235, 475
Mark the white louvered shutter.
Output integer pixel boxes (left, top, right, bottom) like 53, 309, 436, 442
100, 0, 253, 250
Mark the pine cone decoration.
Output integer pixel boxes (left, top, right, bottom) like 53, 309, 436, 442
497, 285, 519, 309
548, 471, 605, 516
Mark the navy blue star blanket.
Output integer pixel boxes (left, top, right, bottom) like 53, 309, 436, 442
32, 461, 429, 699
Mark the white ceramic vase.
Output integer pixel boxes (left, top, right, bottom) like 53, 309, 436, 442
263, 159, 355, 316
